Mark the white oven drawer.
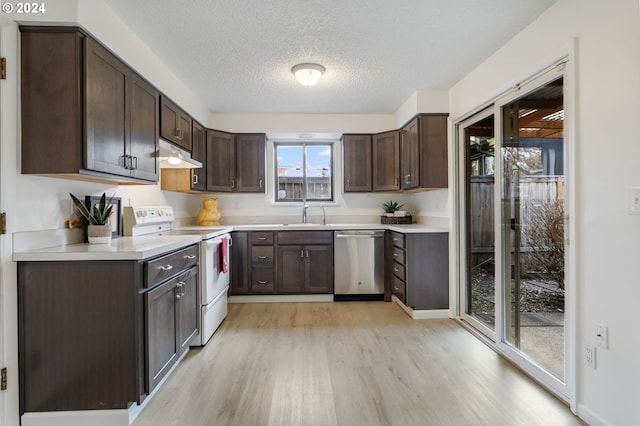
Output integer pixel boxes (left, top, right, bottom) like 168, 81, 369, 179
199, 286, 228, 345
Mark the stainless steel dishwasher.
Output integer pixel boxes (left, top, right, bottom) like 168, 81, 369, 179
334, 230, 385, 301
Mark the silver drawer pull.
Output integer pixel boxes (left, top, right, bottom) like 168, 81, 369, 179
258, 256, 268, 259
394, 286, 399, 291
394, 267, 399, 272
184, 254, 196, 260
257, 237, 267, 240
393, 253, 398, 257
257, 280, 268, 285
159, 264, 174, 272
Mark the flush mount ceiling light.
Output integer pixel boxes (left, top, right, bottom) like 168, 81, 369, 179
291, 63, 325, 87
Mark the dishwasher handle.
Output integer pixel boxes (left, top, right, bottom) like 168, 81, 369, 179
335, 231, 385, 238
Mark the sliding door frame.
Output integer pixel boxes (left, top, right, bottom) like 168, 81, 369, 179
452, 45, 577, 411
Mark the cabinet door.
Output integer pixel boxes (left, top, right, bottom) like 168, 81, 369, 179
372, 131, 400, 191
176, 267, 199, 354
145, 278, 179, 392
419, 115, 448, 189
177, 111, 193, 152
343, 134, 372, 192
129, 73, 159, 182
401, 118, 420, 189
85, 37, 128, 176
277, 245, 305, 293
160, 96, 188, 149
236, 134, 266, 193
230, 232, 250, 295
206, 130, 236, 191
191, 121, 206, 191
305, 245, 334, 293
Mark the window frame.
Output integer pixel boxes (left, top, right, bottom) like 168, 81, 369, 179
274, 141, 335, 203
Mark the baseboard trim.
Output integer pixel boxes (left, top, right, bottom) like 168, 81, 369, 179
577, 403, 610, 426
392, 295, 451, 319
228, 294, 334, 303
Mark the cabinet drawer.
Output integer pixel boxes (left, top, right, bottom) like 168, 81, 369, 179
251, 270, 275, 293
277, 231, 333, 245
391, 275, 406, 304
251, 232, 274, 245
391, 246, 405, 264
391, 261, 405, 281
390, 232, 405, 249
145, 245, 198, 288
251, 246, 274, 267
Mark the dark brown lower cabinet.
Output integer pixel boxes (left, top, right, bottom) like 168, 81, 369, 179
18, 246, 199, 414
385, 231, 449, 310
276, 232, 333, 294
146, 266, 198, 391
230, 231, 334, 295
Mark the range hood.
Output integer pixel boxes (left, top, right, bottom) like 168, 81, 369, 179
158, 139, 202, 169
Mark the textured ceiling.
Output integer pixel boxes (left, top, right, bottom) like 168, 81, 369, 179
103, 0, 557, 114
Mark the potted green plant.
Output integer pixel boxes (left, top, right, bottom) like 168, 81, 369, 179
381, 200, 411, 224
382, 200, 403, 216
70, 192, 114, 244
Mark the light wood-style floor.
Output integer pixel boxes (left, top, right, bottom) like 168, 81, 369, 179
133, 302, 583, 426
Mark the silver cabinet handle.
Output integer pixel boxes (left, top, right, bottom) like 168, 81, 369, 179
300, 250, 304, 258
259, 178, 263, 189
257, 280, 268, 285
305, 250, 309, 258
346, 178, 350, 189
258, 237, 267, 240
395, 177, 399, 186
394, 267, 399, 272
393, 253, 398, 257
184, 254, 196, 260
231, 179, 236, 189
258, 255, 268, 259
192, 173, 198, 186
394, 286, 399, 291
159, 264, 174, 272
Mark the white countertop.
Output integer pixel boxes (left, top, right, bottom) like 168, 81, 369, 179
12, 223, 446, 262
230, 223, 448, 233
13, 234, 203, 262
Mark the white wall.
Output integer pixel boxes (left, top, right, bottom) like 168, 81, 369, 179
449, 0, 640, 424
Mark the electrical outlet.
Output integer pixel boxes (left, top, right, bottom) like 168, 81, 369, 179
595, 323, 608, 349
585, 344, 595, 368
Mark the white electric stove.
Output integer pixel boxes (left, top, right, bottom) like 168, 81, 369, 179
123, 206, 231, 346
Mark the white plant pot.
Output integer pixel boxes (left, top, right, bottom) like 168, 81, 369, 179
87, 224, 112, 244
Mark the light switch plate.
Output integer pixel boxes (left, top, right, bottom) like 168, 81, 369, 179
628, 187, 640, 214
595, 323, 608, 349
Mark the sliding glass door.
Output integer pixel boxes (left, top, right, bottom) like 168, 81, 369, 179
501, 77, 565, 382
460, 109, 496, 337
458, 65, 569, 399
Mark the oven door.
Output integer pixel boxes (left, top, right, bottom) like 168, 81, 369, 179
201, 234, 231, 305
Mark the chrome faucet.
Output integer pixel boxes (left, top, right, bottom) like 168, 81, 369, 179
321, 205, 327, 225
302, 204, 309, 223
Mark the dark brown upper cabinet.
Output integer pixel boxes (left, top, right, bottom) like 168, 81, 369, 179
206, 131, 265, 193
160, 96, 192, 152
20, 27, 159, 184
372, 130, 400, 191
190, 121, 206, 191
400, 114, 448, 191
206, 130, 236, 192
235, 134, 266, 193
400, 117, 420, 190
342, 134, 373, 192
